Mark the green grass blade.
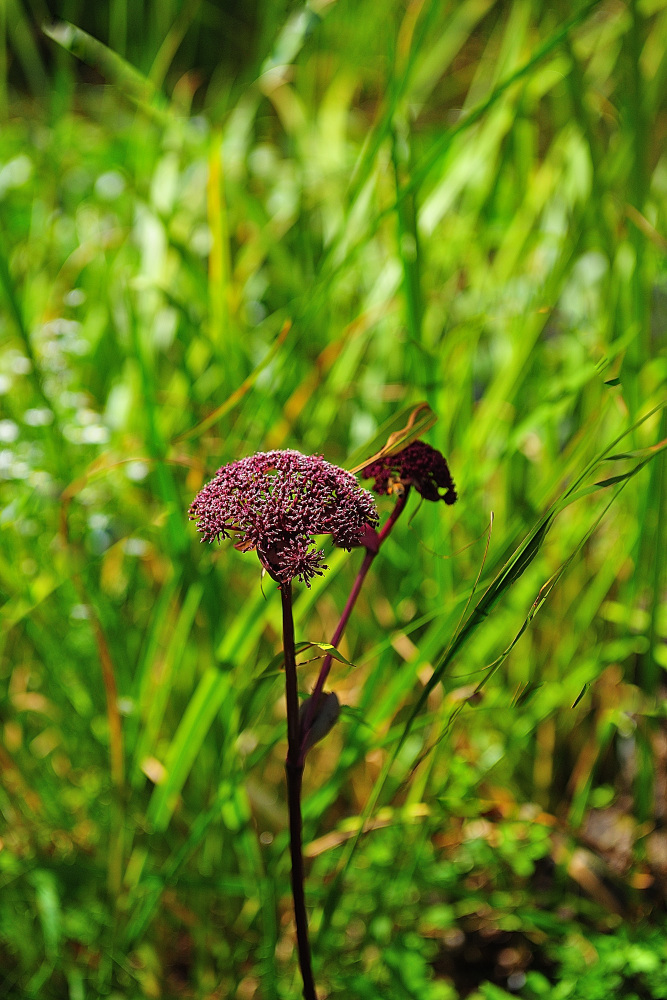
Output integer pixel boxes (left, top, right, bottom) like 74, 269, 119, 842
145, 667, 232, 832
43, 21, 169, 119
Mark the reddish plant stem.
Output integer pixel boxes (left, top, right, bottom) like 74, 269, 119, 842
300, 489, 410, 761
281, 582, 318, 1000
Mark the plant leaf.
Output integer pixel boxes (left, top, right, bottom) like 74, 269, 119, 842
43, 21, 169, 120
300, 691, 341, 752
260, 640, 357, 679
347, 401, 438, 474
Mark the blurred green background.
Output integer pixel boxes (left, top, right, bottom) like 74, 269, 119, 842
1, 0, 667, 997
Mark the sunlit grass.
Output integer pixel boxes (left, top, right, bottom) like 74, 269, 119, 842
1, 0, 667, 997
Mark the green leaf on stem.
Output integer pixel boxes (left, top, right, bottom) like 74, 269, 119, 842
261, 640, 357, 679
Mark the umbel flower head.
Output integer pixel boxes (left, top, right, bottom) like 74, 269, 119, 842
362, 440, 457, 504
189, 449, 379, 586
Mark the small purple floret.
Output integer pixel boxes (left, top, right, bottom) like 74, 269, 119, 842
189, 449, 379, 586
362, 440, 457, 504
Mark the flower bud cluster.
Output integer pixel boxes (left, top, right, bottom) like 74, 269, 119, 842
189, 449, 378, 586
362, 440, 457, 504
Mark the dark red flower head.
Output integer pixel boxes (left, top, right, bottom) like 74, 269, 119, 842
189, 449, 379, 586
362, 440, 457, 504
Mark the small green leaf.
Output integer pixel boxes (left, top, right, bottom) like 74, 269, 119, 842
261, 640, 357, 678
303, 641, 357, 668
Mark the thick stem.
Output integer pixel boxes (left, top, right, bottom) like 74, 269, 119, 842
286, 762, 317, 1000
281, 583, 318, 1000
300, 490, 410, 760
282, 582, 301, 763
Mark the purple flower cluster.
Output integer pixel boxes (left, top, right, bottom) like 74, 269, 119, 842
362, 440, 457, 504
189, 449, 379, 586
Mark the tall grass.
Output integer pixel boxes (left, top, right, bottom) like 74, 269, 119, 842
1, 1, 666, 997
